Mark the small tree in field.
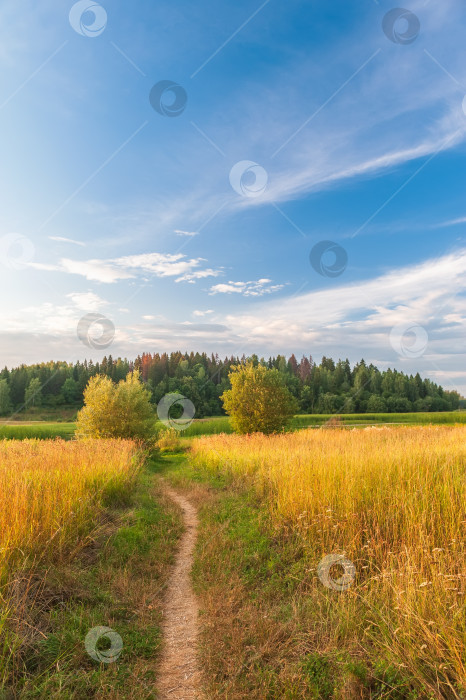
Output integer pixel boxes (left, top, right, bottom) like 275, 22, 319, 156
221, 363, 298, 434
76, 370, 154, 440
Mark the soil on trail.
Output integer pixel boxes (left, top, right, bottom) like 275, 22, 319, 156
157, 486, 200, 699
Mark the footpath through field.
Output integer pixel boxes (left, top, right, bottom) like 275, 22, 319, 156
157, 483, 201, 699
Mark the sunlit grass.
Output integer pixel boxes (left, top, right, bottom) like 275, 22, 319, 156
0, 438, 142, 683
0, 423, 76, 440
0, 439, 141, 580
191, 426, 466, 696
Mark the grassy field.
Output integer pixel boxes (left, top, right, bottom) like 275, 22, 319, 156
186, 426, 465, 698
0, 439, 140, 688
1, 422, 464, 697
0, 441, 185, 697
0, 439, 142, 578
0, 422, 77, 440
291, 411, 466, 427
1, 410, 465, 441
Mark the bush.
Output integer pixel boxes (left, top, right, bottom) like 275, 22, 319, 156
221, 363, 298, 434
76, 370, 154, 441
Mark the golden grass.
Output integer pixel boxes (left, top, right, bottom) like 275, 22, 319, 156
191, 426, 466, 696
0, 439, 141, 583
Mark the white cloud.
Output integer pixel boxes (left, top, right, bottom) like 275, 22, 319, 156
29, 252, 223, 284
193, 309, 214, 317
209, 279, 285, 297
48, 236, 85, 247
174, 229, 198, 236
433, 216, 466, 229
188, 2, 466, 213
176, 268, 223, 283
66, 292, 107, 312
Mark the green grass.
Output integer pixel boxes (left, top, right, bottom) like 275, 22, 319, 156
1, 455, 183, 698
177, 410, 466, 440
1, 410, 464, 443
0, 422, 76, 440
291, 410, 466, 428
179, 416, 232, 437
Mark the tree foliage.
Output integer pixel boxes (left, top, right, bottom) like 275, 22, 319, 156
221, 363, 299, 434
25, 378, 42, 408
76, 370, 154, 440
0, 352, 460, 417
0, 380, 12, 416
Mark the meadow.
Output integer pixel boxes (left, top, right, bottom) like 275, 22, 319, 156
189, 426, 465, 697
291, 411, 466, 427
1, 414, 465, 696
0, 438, 143, 687
1, 409, 464, 441
0, 422, 76, 440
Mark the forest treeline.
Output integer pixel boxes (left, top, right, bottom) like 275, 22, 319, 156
0, 351, 461, 416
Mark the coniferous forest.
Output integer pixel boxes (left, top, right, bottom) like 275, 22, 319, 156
0, 352, 460, 416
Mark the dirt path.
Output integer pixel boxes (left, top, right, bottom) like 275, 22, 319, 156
157, 485, 200, 699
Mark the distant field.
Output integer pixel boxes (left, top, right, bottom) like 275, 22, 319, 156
180, 411, 466, 437
0, 422, 76, 440
1, 411, 466, 440
178, 416, 232, 437
292, 410, 466, 428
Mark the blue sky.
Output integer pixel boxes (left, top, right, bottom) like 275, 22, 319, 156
1, 0, 466, 393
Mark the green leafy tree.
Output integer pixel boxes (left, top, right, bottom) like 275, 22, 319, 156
61, 377, 79, 404
76, 370, 154, 440
0, 353, 460, 418
0, 379, 12, 415
367, 394, 387, 412
221, 363, 298, 434
25, 377, 42, 408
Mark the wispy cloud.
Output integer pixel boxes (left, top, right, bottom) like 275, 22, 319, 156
174, 229, 198, 237
66, 292, 107, 311
29, 252, 223, 284
431, 216, 466, 229
49, 236, 85, 247
193, 309, 214, 317
209, 278, 284, 296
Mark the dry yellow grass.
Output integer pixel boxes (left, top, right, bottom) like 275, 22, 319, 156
0, 439, 141, 584
191, 426, 466, 696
